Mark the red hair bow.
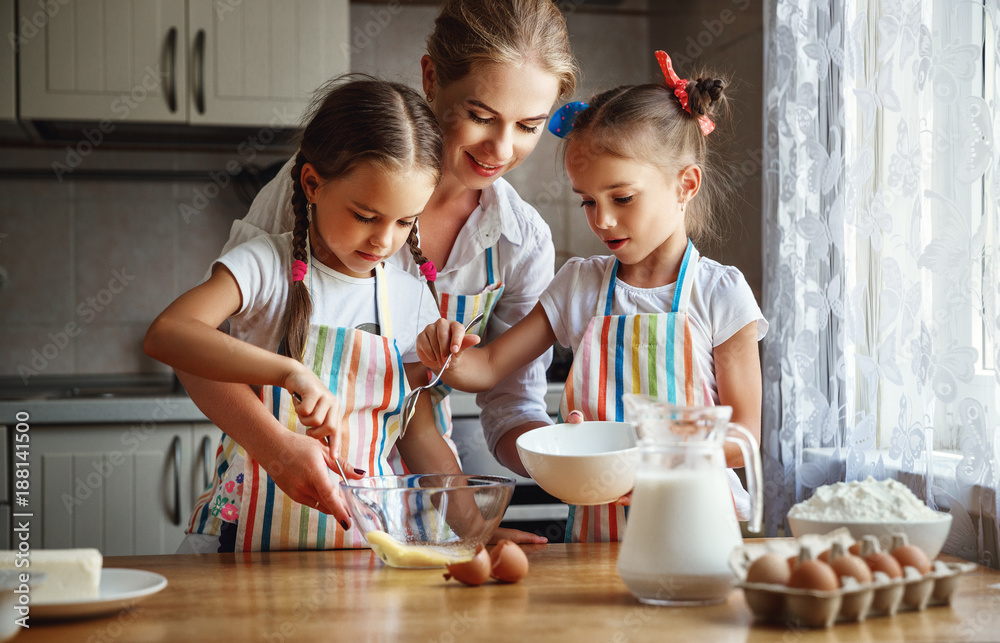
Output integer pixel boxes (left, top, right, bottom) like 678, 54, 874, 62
655, 50, 715, 136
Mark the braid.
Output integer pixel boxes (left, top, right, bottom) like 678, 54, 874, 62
285, 152, 313, 362
406, 224, 439, 304
687, 77, 724, 117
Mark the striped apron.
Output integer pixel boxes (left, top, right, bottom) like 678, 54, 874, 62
387, 244, 504, 473
188, 263, 405, 551
559, 241, 749, 542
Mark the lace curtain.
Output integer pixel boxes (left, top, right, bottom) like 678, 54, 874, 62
762, 0, 1000, 567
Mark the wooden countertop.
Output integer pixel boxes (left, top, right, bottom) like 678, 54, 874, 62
18, 543, 1000, 642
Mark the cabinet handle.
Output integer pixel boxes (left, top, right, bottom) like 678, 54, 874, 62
201, 436, 212, 490
172, 435, 182, 526
165, 27, 177, 113
193, 29, 206, 115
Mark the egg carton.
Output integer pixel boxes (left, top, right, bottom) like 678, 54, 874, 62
729, 528, 976, 628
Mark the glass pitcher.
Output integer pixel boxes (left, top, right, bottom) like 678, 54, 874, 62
617, 395, 762, 606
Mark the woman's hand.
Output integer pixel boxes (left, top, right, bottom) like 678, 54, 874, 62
416, 318, 481, 373
283, 363, 344, 461
261, 430, 362, 529
490, 527, 547, 545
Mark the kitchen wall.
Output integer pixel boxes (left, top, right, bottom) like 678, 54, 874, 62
0, 1, 763, 380
651, 0, 764, 301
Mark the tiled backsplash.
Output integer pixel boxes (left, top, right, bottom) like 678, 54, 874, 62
0, 2, 763, 379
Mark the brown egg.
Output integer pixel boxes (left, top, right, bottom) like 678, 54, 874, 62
788, 559, 840, 591
746, 553, 791, 585
864, 552, 903, 579
890, 534, 932, 574
827, 544, 873, 584
444, 544, 491, 586
489, 540, 529, 583
848, 542, 862, 557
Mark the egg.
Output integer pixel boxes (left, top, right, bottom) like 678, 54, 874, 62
890, 534, 932, 574
787, 547, 840, 591
826, 543, 873, 584
443, 544, 491, 586
746, 553, 791, 585
864, 551, 903, 579
489, 540, 529, 583
788, 559, 840, 591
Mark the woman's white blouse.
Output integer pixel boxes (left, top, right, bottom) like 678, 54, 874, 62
223, 158, 555, 456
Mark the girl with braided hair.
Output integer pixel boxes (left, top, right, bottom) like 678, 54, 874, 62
145, 77, 462, 552
171, 0, 576, 548
418, 52, 768, 542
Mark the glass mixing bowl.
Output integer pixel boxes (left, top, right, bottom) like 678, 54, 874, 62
340, 474, 515, 568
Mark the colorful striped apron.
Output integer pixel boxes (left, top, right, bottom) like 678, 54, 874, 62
188, 263, 405, 551
387, 245, 504, 473
559, 241, 749, 542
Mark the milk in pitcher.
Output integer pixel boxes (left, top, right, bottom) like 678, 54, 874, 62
617, 466, 742, 604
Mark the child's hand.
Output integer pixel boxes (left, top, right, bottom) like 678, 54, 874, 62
416, 318, 481, 372
283, 365, 344, 462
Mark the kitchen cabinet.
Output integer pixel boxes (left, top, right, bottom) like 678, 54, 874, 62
14, 421, 221, 556
17, 0, 348, 127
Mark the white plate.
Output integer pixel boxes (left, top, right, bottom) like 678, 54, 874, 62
31, 569, 167, 620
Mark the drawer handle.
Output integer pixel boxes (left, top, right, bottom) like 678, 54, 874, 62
172, 435, 181, 526
165, 27, 177, 113
193, 29, 206, 114
201, 436, 212, 490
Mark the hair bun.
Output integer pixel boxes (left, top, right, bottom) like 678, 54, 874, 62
687, 77, 724, 116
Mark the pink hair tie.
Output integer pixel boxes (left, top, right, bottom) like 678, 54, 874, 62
654, 50, 715, 136
419, 260, 437, 282
291, 259, 308, 282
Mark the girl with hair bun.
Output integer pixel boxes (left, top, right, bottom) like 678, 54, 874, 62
172, 0, 576, 548
146, 77, 460, 552
418, 51, 768, 542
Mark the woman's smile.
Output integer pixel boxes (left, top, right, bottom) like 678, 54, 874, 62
465, 151, 506, 176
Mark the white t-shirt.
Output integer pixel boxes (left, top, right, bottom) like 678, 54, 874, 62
538, 254, 768, 404
225, 157, 556, 454
218, 232, 440, 363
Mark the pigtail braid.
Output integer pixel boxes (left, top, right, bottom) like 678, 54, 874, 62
406, 224, 438, 304
285, 152, 313, 362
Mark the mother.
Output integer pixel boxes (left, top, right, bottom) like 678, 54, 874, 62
177, 0, 576, 548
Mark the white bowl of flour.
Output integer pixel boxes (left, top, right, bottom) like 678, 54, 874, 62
787, 477, 952, 559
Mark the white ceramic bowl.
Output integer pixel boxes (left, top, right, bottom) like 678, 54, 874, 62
786, 512, 953, 559
516, 421, 638, 506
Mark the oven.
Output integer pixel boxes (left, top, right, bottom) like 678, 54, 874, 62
449, 383, 568, 542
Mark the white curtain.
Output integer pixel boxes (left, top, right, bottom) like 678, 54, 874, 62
762, 0, 1000, 567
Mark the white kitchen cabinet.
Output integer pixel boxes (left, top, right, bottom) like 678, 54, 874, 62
18, 0, 348, 127
22, 422, 220, 556
186, 1, 349, 127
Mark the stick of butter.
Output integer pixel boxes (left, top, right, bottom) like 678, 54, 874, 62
0, 549, 102, 603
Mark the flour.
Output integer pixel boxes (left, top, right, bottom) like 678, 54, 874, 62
788, 476, 942, 522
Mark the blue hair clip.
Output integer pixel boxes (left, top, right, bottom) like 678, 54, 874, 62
547, 101, 589, 138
